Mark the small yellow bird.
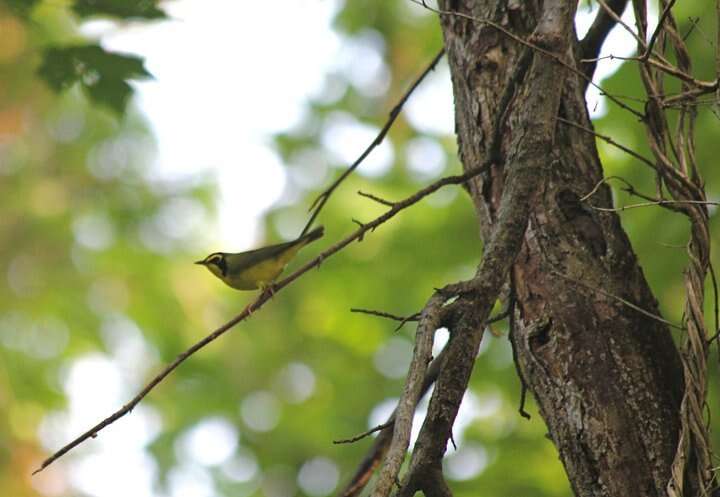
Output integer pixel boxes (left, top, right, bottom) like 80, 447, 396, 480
195, 226, 324, 290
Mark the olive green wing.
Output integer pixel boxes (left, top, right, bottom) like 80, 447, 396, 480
225, 226, 324, 273
225, 240, 301, 272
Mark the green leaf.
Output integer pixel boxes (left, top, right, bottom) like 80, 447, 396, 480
84, 76, 134, 115
38, 44, 152, 115
72, 0, 167, 20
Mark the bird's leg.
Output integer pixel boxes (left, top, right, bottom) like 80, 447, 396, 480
259, 282, 276, 299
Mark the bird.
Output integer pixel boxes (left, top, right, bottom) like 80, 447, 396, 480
195, 226, 324, 290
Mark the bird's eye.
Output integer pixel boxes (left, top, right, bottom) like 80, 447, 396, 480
206, 254, 223, 266
205, 254, 227, 276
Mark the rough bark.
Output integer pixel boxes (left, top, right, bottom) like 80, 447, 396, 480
439, 2, 686, 496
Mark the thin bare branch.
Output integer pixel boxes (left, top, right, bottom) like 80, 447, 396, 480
589, 199, 720, 212
643, 0, 677, 60
334, 421, 393, 445
352, 305, 508, 334
579, 0, 628, 82
557, 117, 656, 169
33, 161, 492, 476
596, 0, 644, 46
351, 308, 420, 323
302, 48, 446, 236
552, 271, 684, 330
358, 190, 397, 207
580, 175, 625, 202
581, 176, 689, 215
557, 116, 699, 197
337, 344, 452, 497
370, 290, 446, 497
351, 307, 422, 331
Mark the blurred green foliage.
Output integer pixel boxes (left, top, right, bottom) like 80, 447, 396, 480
71, 0, 167, 20
0, 1, 718, 497
38, 44, 152, 115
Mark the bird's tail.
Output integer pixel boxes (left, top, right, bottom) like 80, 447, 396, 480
299, 226, 324, 244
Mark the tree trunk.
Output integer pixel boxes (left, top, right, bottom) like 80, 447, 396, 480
439, 2, 688, 496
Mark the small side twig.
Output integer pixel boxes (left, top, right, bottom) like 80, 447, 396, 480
557, 117, 657, 170
642, 0, 677, 61
302, 48, 446, 236
351, 308, 420, 323
589, 199, 720, 213
334, 421, 393, 445
358, 191, 397, 207
353, 305, 509, 333
351, 308, 421, 331
552, 271, 684, 330
579, 0, 628, 82
580, 175, 647, 202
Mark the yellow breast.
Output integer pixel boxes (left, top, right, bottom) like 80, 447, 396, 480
223, 258, 286, 290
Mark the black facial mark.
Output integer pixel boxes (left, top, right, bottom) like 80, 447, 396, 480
207, 254, 227, 276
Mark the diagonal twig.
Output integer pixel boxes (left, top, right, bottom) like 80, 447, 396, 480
552, 271, 685, 330
351, 308, 421, 331
351, 308, 420, 322
642, 0, 677, 61
588, 199, 720, 212
32, 159, 493, 476
334, 421, 393, 445
370, 290, 446, 497
337, 342, 452, 497
357, 190, 396, 207
301, 48, 446, 236
579, 0, 628, 82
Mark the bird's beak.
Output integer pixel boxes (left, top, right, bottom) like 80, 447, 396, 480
194, 260, 205, 265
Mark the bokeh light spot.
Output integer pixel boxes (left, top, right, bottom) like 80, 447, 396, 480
46, 108, 85, 143
374, 336, 413, 379
221, 447, 259, 483
168, 464, 215, 497
69, 451, 157, 497
176, 416, 239, 467
277, 362, 316, 404
0, 312, 67, 359
28, 316, 70, 359
368, 398, 398, 430
73, 212, 115, 251
335, 29, 390, 97
297, 457, 340, 497
444, 443, 488, 481
405, 136, 447, 180
405, 64, 454, 136
262, 466, 296, 497
7, 254, 43, 296
321, 112, 394, 177
240, 391, 281, 432
87, 279, 130, 314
